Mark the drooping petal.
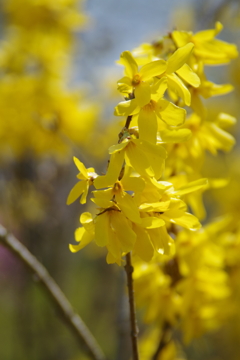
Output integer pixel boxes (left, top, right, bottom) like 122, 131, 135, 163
69, 227, 94, 253
194, 22, 223, 41
162, 211, 201, 230
215, 113, 236, 129
73, 156, 88, 178
121, 174, 145, 193
147, 227, 167, 254
107, 230, 122, 265
140, 59, 167, 80
134, 83, 151, 106
207, 122, 236, 152
199, 82, 233, 99
80, 212, 95, 233
136, 139, 167, 179
117, 76, 132, 94
171, 31, 192, 48
176, 64, 200, 88
109, 141, 129, 154
125, 141, 154, 177
67, 181, 87, 205
166, 43, 194, 74
117, 76, 132, 87
80, 182, 89, 204
94, 150, 125, 189
138, 108, 158, 144
133, 224, 154, 262
171, 178, 208, 197
167, 73, 191, 106
119, 51, 138, 78
95, 212, 110, 247
111, 211, 136, 252
116, 192, 141, 224
158, 128, 192, 143
114, 99, 139, 117
157, 99, 186, 126
151, 77, 168, 99
92, 188, 113, 205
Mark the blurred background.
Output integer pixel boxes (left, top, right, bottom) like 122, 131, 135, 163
0, 0, 240, 359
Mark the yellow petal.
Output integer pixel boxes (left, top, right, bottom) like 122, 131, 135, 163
157, 99, 186, 126
176, 64, 200, 88
94, 150, 125, 188
111, 211, 136, 252
119, 51, 138, 78
109, 141, 129, 154
194, 22, 223, 41
140, 201, 170, 212
91, 197, 113, 208
107, 230, 122, 265
95, 212, 109, 247
121, 175, 145, 193
138, 140, 167, 180
207, 123, 235, 152
80, 183, 89, 204
80, 212, 95, 233
147, 227, 170, 254
172, 31, 192, 48
73, 156, 88, 178
140, 59, 167, 80
200, 82, 233, 99
171, 178, 208, 197
114, 99, 139, 117
69, 227, 94, 253
134, 83, 151, 106
67, 181, 87, 205
133, 224, 154, 262
166, 43, 194, 74
167, 73, 191, 106
116, 192, 141, 224
151, 77, 168, 98
215, 113, 236, 129
162, 211, 201, 230
117, 76, 132, 87
92, 188, 113, 203
125, 141, 154, 177
138, 108, 158, 144
158, 128, 192, 143
140, 216, 165, 228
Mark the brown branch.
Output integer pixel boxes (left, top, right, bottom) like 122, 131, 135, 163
125, 115, 133, 129
152, 322, 172, 360
124, 252, 139, 360
0, 225, 107, 360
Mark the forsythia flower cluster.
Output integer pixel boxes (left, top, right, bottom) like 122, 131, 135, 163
0, 0, 97, 159
68, 22, 238, 357
69, 22, 237, 264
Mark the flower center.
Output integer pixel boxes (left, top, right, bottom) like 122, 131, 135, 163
143, 99, 157, 112
112, 181, 123, 195
132, 73, 142, 86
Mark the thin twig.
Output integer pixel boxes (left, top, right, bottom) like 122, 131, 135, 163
0, 224, 107, 360
124, 252, 139, 360
152, 322, 172, 360
125, 115, 133, 129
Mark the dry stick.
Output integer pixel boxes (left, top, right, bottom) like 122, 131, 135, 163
124, 252, 139, 360
0, 225, 107, 360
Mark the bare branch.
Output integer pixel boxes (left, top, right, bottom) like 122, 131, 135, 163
0, 224, 107, 360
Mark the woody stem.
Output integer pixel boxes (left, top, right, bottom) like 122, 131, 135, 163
124, 252, 139, 360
